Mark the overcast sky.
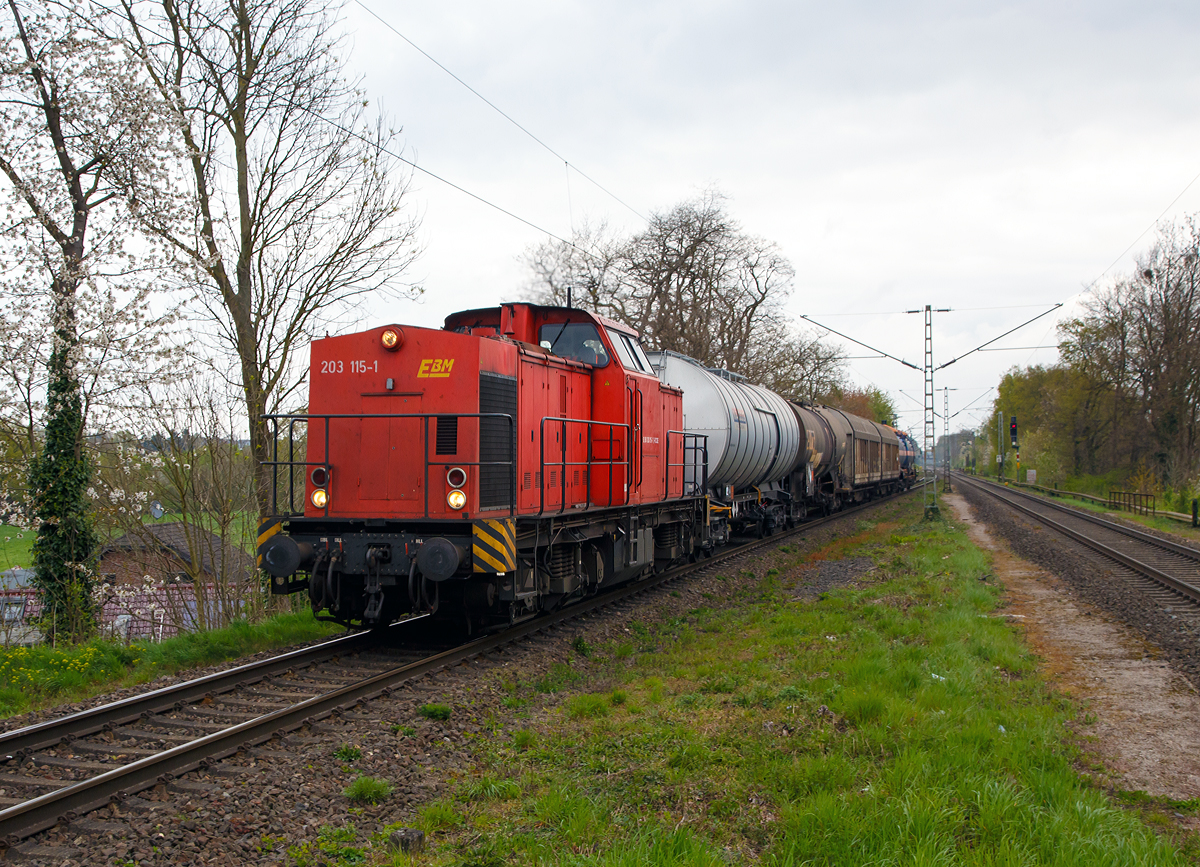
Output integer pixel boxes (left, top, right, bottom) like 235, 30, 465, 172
334, 0, 1200, 440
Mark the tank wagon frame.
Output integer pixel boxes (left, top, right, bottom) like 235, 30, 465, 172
258, 303, 903, 631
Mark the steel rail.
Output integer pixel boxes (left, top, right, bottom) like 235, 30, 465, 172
964, 475, 1200, 562
0, 487, 916, 847
0, 624, 404, 760
957, 474, 1200, 605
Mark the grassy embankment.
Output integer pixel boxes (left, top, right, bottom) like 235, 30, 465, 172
0, 515, 341, 717
329, 496, 1194, 866
984, 477, 1200, 541
1050, 494, 1200, 540
0, 612, 342, 718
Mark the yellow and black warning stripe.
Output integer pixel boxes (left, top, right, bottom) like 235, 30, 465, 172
256, 517, 283, 568
473, 518, 516, 573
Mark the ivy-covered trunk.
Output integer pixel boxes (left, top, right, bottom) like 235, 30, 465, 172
28, 284, 97, 644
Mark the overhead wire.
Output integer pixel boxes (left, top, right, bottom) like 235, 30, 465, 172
1085, 166, 1200, 290
800, 315, 921, 371
935, 304, 1063, 371
351, 0, 646, 222
122, 14, 602, 258
948, 386, 995, 420
808, 303, 1061, 316
807, 165, 1200, 393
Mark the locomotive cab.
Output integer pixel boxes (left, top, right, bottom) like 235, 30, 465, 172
260, 303, 701, 632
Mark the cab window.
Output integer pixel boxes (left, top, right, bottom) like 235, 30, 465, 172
606, 328, 651, 373
538, 322, 610, 367
628, 336, 653, 372
606, 328, 637, 369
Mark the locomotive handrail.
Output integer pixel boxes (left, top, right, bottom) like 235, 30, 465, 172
635, 386, 645, 489
625, 383, 638, 494
262, 412, 517, 519
665, 430, 709, 497
537, 416, 631, 517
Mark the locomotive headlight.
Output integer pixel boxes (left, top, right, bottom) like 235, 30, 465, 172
311, 489, 328, 509
380, 328, 402, 351
446, 489, 467, 511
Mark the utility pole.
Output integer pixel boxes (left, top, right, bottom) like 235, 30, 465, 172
913, 305, 950, 518
923, 306, 938, 518
942, 387, 953, 493
996, 411, 1004, 481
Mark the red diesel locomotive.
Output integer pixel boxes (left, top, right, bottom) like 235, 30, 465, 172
258, 302, 901, 631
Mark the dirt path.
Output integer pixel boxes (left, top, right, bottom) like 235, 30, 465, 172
944, 492, 1200, 803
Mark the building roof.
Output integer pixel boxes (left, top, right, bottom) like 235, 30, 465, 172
0, 568, 33, 591
102, 522, 255, 583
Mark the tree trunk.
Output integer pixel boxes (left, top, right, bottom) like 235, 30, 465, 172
29, 272, 98, 643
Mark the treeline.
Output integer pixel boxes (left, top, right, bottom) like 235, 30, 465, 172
523, 190, 898, 422
984, 218, 1200, 501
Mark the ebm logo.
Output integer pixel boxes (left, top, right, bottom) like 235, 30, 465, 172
417, 358, 455, 378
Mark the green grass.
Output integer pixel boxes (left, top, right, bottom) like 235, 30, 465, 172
0, 611, 341, 717
418, 703, 452, 721
288, 823, 365, 866
379, 496, 1195, 866
343, 775, 394, 805
0, 524, 34, 573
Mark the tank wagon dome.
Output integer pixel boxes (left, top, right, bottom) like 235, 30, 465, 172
648, 350, 802, 490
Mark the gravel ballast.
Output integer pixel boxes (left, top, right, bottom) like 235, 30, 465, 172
958, 481, 1200, 689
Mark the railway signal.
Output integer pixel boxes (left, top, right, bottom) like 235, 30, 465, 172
1010, 416, 1018, 448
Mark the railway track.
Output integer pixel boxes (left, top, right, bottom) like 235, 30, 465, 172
0, 488, 915, 854
955, 473, 1200, 615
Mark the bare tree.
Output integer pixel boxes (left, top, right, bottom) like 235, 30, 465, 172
117, 0, 422, 515
522, 220, 623, 314
745, 322, 846, 403
0, 0, 172, 640
618, 190, 770, 369
524, 191, 846, 392
93, 376, 267, 632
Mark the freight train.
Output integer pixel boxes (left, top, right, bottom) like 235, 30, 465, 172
257, 302, 907, 631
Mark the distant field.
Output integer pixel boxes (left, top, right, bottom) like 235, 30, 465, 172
0, 525, 33, 573
0, 511, 260, 577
